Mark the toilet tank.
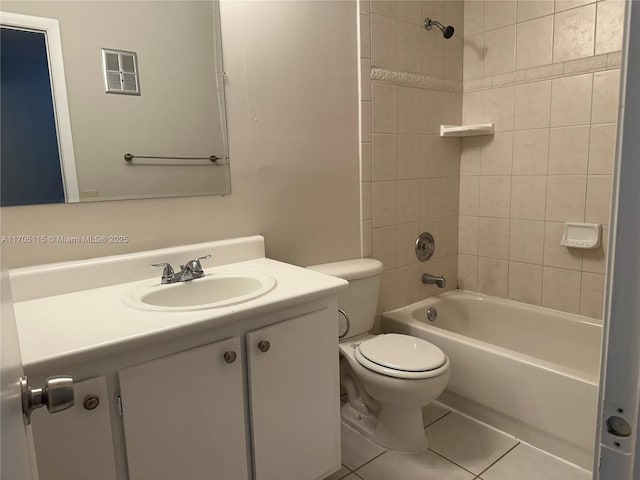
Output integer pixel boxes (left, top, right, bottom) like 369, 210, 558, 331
307, 259, 383, 338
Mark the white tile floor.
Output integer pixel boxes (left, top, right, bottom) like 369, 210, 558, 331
326, 403, 592, 480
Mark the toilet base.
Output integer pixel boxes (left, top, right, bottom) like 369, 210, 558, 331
341, 402, 428, 453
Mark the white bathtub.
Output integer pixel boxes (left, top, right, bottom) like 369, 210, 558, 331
381, 290, 601, 469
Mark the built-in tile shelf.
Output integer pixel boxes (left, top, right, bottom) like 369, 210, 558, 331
440, 123, 494, 137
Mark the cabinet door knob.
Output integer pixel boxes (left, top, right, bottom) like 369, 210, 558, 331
83, 394, 100, 410
258, 340, 270, 353
223, 351, 237, 364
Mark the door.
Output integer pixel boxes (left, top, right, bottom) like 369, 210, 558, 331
247, 309, 340, 480
118, 337, 248, 480
1, 245, 38, 479
594, 1, 640, 478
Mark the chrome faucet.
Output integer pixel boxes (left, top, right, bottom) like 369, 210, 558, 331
422, 273, 446, 288
151, 254, 211, 284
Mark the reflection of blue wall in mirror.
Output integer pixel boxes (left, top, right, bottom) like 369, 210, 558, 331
1, 27, 64, 206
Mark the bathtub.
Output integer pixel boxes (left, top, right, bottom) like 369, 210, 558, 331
381, 290, 601, 469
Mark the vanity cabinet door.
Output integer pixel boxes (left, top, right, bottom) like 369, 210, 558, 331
118, 337, 248, 480
247, 308, 340, 480
31, 376, 117, 480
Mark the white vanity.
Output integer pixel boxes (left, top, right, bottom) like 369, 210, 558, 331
10, 236, 346, 480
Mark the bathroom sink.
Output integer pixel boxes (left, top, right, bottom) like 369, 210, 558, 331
123, 272, 277, 311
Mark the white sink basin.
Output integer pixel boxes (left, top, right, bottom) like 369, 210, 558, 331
123, 272, 277, 311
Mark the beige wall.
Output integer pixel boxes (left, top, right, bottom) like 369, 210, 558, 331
1, 1, 361, 268
458, 0, 624, 320
3, 1, 229, 200
361, 0, 464, 312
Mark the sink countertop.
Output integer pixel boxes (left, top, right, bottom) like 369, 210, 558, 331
13, 258, 347, 373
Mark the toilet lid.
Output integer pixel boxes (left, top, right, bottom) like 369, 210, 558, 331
357, 334, 447, 372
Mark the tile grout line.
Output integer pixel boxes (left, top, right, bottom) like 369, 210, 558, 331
423, 409, 452, 428
352, 449, 387, 474
427, 446, 483, 477
474, 441, 522, 478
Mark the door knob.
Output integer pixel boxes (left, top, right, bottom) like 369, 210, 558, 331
258, 340, 270, 353
223, 351, 237, 364
21, 375, 74, 424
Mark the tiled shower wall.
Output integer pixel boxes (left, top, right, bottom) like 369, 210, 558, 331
360, 0, 465, 312
457, 0, 624, 320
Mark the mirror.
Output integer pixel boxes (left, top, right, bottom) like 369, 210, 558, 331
0, 1, 230, 206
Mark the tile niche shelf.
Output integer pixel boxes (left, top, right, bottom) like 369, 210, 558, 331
439, 123, 494, 137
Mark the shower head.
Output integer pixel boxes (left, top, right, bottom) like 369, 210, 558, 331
424, 18, 455, 39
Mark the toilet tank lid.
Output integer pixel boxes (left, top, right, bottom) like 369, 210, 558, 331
307, 259, 383, 281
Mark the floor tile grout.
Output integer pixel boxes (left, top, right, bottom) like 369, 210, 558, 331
427, 446, 483, 477
475, 441, 522, 478
352, 450, 388, 473
423, 409, 452, 428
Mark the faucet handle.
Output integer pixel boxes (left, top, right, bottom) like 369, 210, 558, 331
151, 263, 175, 282
187, 254, 212, 274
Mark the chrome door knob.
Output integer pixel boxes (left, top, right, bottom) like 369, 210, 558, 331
258, 340, 271, 353
21, 375, 74, 424
223, 351, 237, 364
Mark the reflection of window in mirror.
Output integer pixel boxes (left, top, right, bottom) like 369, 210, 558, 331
0, 1, 230, 206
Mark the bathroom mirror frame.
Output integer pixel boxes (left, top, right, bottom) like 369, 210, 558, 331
0, 0, 231, 207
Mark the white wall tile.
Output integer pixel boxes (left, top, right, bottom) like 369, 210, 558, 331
361, 14, 371, 59
514, 80, 552, 130
419, 178, 441, 220
512, 129, 549, 175
422, 27, 444, 77
397, 0, 421, 25
550, 74, 593, 127
478, 257, 509, 297
397, 263, 423, 305
440, 216, 460, 256
545, 175, 587, 222
484, 1, 517, 31
459, 215, 479, 255
397, 179, 420, 223
361, 142, 372, 182
379, 268, 399, 310
372, 82, 398, 133
463, 33, 484, 79
464, 0, 484, 36
458, 254, 479, 290
481, 133, 514, 175
361, 101, 372, 143
511, 176, 547, 220
398, 21, 422, 73
361, 59, 371, 101
478, 217, 510, 259
360, 0, 370, 16
585, 175, 612, 225
460, 136, 484, 175
371, 0, 398, 18
588, 123, 617, 175
508, 261, 543, 305
483, 26, 516, 76
542, 266, 581, 313
580, 272, 605, 319
483, 87, 515, 132
509, 219, 545, 263
517, 1, 554, 22
362, 182, 372, 220
548, 126, 590, 174
555, 0, 591, 13
595, 0, 625, 55
371, 14, 398, 68
372, 225, 397, 268
398, 86, 422, 133
397, 134, 422, 179
463, 91, 484, 125
372, 134, 397, 181
396, 221, 420, 266
459, 176, 480, 216
479, 176, 512, 217
516, 15, 553, 70
592, 69, 621, 124
553, 4, 596, 62
362, 219, 373, 257
372, 181, 398, 227
582, 225, 608, 273
441, 176, 461, 217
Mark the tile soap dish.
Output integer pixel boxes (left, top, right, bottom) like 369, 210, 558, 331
560, 222, 602, 249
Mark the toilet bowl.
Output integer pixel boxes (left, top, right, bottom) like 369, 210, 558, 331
307, 259, 450, 452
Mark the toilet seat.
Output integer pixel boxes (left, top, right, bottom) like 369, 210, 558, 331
354, 334, 448, 379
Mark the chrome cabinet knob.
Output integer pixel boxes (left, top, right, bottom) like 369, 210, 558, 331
21, 375, 74, 424
223, 351, 237, 364
258, 340, 270, 353
83, 394, 100, 411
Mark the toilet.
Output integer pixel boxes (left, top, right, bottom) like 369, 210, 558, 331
307, 259, 450, 452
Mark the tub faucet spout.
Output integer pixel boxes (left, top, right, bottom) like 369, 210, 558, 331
422, 273, 446, 288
